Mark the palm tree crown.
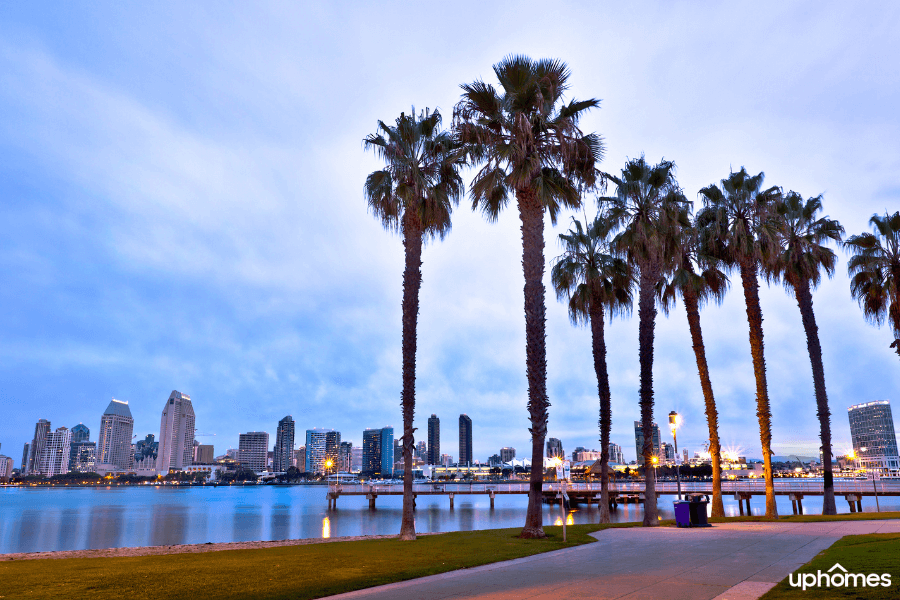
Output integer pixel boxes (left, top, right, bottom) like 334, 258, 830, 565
769, 192, 844, 290
846, 212, 900, 346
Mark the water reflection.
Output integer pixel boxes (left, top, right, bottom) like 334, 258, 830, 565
322, 516, 331, 539
270, 504, 291, 541
150, 503, 188, 547
87, 504, 125, 550
16, 509, 43, 554
57, 509, 80, 551
232, 504, 262, 542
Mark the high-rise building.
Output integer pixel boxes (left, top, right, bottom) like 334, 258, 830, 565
238, 432, 269, 473
848, 401, 900, 471
362, 427, 394, 476
305, 428, 335, 474
500, 447, 516, 462
458, 415, 472, 466
608, 443, 624, 464
21, 443, 30, 472
98, 399, 134, 471
157, 391, 196, 474
70, 442, 97, 472
26, 419, 51, 475
427, 414, 440, 465
71, 423, 90, 444
273, 416, 295, 473
133, 434, 159, 471
440, 453, 452, 467
661, 442, 675, 463
294, 446, 306, 470
38, 427, 72, 476
325, 431, 341, 469
194, 444, 214, 465
546, 437, 563, 460
0, 455, 13, 481
350, 446, 362, 472
633, 421, 661, 466
339, 441, 352, 472
488, 454, 501, 466
415, 441, 427, 461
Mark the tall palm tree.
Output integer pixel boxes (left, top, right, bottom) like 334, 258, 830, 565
659, 223, 728, 518
551, 212, 632, 523
768, 192, 843, 515
364, 108, 464, 541
846, 211, 900, 359
454, 55, 602, 538
603, 156, 689, 527
696, 168, 781, 517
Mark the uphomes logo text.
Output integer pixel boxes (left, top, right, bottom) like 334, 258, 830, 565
789, 563, 892, 590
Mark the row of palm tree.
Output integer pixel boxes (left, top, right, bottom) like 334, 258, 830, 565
363, 54, 900, 540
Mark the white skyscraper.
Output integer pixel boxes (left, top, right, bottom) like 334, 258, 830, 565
98, 399, 134, 471
38, 427, 72, 476
157, 391, 196, 474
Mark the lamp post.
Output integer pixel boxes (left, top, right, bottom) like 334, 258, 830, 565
669, 411, 682, 501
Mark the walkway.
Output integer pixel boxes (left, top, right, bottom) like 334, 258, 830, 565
328, 520, 900, 600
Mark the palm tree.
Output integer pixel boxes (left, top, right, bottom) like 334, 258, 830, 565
659, 223, 728, 518
551, 212, 632, 523
454, 56, 602, 538
696, 168, 781, 517
846, 211, 900, 359
603, 156, 689, 527
364, 108, 464, 540
768, 192, 843, 515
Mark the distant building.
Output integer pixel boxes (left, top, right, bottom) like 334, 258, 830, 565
305, 429, 335, 475
38, 427, 72, 476
546, 438, 563, 460
682, 448, 689, 464
488, 454, 501, 466
661, 442, 675, 463
339, 441, 352, 472
273, 416, 295, 473
133, 434, 159, 471
21, 443, 30, 472
608, 443, 624, 465
294, 446, 307, 471
427, 414, 440, 465
70, 442, 97, 473
458, 415, 473, 466
633, 421, 661, 466
26, 419, 51, 475
440, 453, 452, 467
71, 423, 90, 444
350, 446, 362, 472
194, 444, 214, 465
415, 441, 427, 461
848, 401, 900, 471
238, 432, 269, 473
362, 427, 394, 476
573, 448, 602, 462
325, 431, 341, 470
0, 455, 13, 481
98, 399, 134, 471
500, 447, 516, 462
157, 391, 196, 474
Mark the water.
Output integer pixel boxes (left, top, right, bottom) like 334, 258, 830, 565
1, 484, 897, 554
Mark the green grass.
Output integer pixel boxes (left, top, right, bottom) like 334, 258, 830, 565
0, 524, 635, 600
761, 533, 900, 599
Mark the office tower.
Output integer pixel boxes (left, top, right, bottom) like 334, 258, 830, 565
27, 419, 51, 475
304, 428, 335, 474
273, 416, 295, 472
21, 443, 30, 472
339, 441, 352, 472
238, 432, 269, 473
294, 446, 306, 470
500, 447, 516, 462
682, 448, 689, 464
415, 440, 427, 461
488, 454, 501, 466
70, 442, 97, 472
99, 399, 134, 470
0, 455, 12, 481
848, 401, 900, 471
571, 446, 585, 462
350, 446, 362, 472
325, 431, 341, 468
71, 423, 90, 444
193, 444, 214, 465
394, 439, 403, 465
440, 453, 452, 467
633, 420, 661, 466
38, 427, 72, 476
133, 434, 159, 471
661, 442, 675, 462
546, 437, 563, 460
362, 427, 394, 476
381, 427, 394, 475
157, 391, 196, 473
459, 415, 472, 466
608, 443, 624, 464
427, 414, 440, 465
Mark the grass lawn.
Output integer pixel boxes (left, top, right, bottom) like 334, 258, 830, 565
0, 523, 639, 600
761, 533, 900, 599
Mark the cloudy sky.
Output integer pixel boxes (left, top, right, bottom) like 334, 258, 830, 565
2, 2, 899, 465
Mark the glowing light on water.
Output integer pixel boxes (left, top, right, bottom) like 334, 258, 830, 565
566, 514, 574, 525
554, 517, 563, 526
322, 516, 331, 539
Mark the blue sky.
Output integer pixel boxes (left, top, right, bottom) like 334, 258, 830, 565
1, 2, 899, 465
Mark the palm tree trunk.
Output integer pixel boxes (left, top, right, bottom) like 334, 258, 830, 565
794, 279, 836, 514
518, 190, 549, 539
399, 220, 423, 541
638, 263, 659, 526
682, 287, 725, 518
738, 260, 777, 517
589, 301, 611, 523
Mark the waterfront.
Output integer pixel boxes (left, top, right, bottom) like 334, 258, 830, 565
2, 484, 899, 554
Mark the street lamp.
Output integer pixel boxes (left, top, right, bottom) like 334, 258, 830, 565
669, 411, 682, 500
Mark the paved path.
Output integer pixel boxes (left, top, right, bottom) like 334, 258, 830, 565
329, 520, 900, 600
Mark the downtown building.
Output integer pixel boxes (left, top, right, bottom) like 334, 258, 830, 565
633, 421, 661, 466
427, 414, 440, 465
362, 427, 393, 476
608, 443, 624, 465
848, 400, 900, 472
458, 415, 472, 466
305, 428, 338, 475
157, 391, 196, 474
98, 399, 134, 472
25, 419, 51, 475
273, 416, 295, 473
239, 432, 269, 473
500, 447, 516, 462
38, 427, 72, 476
133, 434, 159, 473
546, 437, 564, 460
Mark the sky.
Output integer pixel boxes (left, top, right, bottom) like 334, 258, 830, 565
1, 1, 899, 466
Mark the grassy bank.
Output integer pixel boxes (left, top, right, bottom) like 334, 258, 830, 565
761, 533, 900, 599
0, 524, 629, 600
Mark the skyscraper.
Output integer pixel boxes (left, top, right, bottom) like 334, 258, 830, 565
633, 421, 661, 466
500, 447, 516, 462
427, 414, 440, 465
608, 443, 624, 464
458, 414, 472, 466
238, 432, 269, 473
325, 431, 342, 469
305, 428, 336, 474
415, 441, 427, 461
546, 438, 563, 460
21, 443, 29, 472
133, 434, 159, 471
848, 401, 900, 471
157, 391, 196, 474
71, 423, 90, 443
362, 427, 394, 476
26, 419, 51, 475
193, 444, 213, 464
38, 427, 72, 476
98, 399, 134, 471
339, 441, 352, 472
70, 442, 97, 473
273, 416, 295, 473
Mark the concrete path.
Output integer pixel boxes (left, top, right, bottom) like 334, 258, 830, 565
328, 520, 900, 600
